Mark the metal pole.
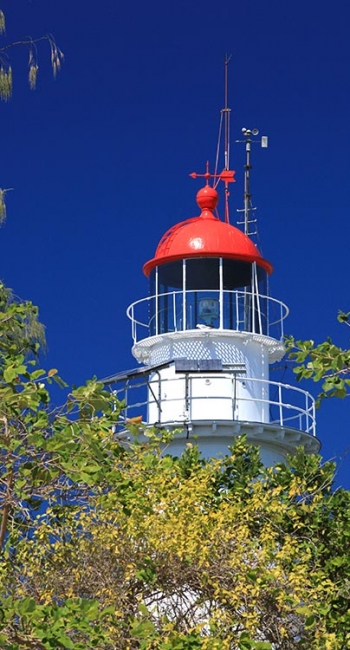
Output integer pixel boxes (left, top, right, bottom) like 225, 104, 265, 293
251, 267, 255, 334
236, 128, 267, 237
280, 301, 283, 340
155, 266, 159, 336
254, 262, 262, 333
223, 55, 232, 223
305, 393, 308, 434
278, 383, 283, 426
219, 257, 224, 329
173, 292, 177, 332
235, 291, 239, 330
132, 305, 136, 343
158, 372, 162, 423
244, 136, 251, 236
182, 259, 186, 331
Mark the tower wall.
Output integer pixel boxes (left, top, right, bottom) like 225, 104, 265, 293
147, 334, 270, 425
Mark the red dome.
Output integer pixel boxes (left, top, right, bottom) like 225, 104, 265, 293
143, 186, 272, 276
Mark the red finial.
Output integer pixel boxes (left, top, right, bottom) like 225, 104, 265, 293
196, 185, 219, 212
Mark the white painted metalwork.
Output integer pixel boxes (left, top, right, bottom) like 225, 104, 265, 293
219, 257, 224, 328
182, 259, 186, 332
155, 266, 159, 336
127, 290, 289, 345
114, 372, 316, 437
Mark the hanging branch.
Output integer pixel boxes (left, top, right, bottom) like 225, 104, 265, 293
0, 14, 64, 218
0, 33, 64, 101
0, 188, 13, 224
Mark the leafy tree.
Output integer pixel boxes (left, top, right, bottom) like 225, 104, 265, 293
286, 310, 350, 404
0, 289, 349, 649
0, 284, 126, 648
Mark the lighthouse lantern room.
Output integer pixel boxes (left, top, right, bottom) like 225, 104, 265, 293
106, 76, 321, 466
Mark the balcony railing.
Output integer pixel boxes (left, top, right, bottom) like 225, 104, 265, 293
127, 290, 289, 344
113, 372, 316, 437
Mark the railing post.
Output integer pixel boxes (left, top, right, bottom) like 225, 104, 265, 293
280, 301, 283, 340
235, 291, 239, 330
278, 383, 283, 426
155, 267, 159, 336
183, 260, 186, 331
305, 392, 308, 433
158, 373, 162, 422
132, 305, 136, 343
173, 292, 177, 332
253, 262, 262, 334
125, 382, 129, 421
219, 257, 224, 329
251, 270, 255, 334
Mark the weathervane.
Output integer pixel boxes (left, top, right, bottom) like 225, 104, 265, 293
189, 161, 235, 186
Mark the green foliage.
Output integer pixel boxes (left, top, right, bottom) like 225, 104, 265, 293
0, 188, 11, 224
13, 438, 348, 649
0, 8, 64, 101
286, 311, 350, 404
0, 285, 349, 649
0, 283, 46, 354
0, 284, 128, 647
0, 64, 11, 102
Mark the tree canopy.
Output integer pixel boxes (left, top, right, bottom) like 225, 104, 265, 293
286, 310, 350, 404
0, 286, 349, 649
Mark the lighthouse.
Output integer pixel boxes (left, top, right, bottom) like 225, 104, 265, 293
105, 81, 321, 466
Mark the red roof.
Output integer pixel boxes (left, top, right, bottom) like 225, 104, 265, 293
143, 185, 272, 276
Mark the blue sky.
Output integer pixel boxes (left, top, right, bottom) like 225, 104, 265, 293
1, 0, 350, 485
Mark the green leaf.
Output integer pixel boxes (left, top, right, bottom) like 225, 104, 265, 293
337, 310, 350, 323
131, 619, 156, 639
53, 374, 68, 388
17, 598, 36, 615
30, 369, 46, 380
3, 366, 18, 382
56, 633, 75, 649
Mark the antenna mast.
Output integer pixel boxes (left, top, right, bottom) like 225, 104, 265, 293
237, 128, 268, 237
212, 56, 236, 222
223, 55, 232, 223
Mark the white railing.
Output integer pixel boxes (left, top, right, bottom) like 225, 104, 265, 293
127, 290, 289, 345
114, 373, 316, 437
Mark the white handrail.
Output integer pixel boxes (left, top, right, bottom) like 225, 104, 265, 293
114, 373, 316, 437
127, 289, 289, 344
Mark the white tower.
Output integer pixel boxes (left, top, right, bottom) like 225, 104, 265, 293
106, 63, 320, 466
109, 167, 320, 466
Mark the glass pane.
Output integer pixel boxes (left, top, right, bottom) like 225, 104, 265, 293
186, 290, 220, 329
223, 259, 252, 290
186, 258, 219, 290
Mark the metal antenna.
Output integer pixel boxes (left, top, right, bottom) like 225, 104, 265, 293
236, 128, 268, 237
223, 54, 231, 172
222, 54, 232, 223
212, 55, 236, 222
